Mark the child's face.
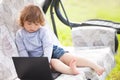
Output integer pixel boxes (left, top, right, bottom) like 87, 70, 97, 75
23, 21, 41, 32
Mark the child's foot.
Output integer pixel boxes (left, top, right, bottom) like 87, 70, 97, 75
69, 59, 79, 75
94, 65, 105, 76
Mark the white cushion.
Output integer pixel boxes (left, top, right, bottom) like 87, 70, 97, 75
72, 26, 116, 53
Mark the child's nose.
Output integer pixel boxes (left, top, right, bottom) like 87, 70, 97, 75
30, 25, 34, 28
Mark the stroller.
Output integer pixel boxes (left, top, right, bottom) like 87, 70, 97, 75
0, 0, 119, 80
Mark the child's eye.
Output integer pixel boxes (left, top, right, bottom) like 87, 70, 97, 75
28, 23, 32, 25
26, 22, 32, 25
35, 23, 39, 25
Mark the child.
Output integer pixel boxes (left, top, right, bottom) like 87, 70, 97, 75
15, 4, 105, 76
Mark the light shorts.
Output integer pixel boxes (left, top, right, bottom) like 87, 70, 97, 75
52, 45, 69, 59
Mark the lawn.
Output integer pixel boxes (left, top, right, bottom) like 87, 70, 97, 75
46, 0, 120, 80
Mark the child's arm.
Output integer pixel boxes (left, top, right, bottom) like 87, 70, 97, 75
15, 30, 29, 57
40, 27, 53, 62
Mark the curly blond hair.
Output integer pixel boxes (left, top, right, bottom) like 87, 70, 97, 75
19, 4, 45, 27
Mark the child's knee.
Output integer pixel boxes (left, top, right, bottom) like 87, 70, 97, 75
50, 59, 60, 65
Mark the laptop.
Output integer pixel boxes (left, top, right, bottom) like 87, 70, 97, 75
12, 57, 61, 80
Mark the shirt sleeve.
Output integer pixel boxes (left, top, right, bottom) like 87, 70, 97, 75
15, 30, 29, 57
40, 28, 53, 62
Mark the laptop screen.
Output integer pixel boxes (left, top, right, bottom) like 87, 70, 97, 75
12, 57, 54, 80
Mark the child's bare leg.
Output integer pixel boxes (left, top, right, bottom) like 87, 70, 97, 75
69, 59, 79, 74
50, 59, 79, 75
93, 64, 105, 76
75, 56, 105, 76
60, 53, 105, 76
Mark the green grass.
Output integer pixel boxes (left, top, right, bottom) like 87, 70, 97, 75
46, 0, 120, 79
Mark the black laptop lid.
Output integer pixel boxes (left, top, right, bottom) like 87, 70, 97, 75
12, 57, 54, 80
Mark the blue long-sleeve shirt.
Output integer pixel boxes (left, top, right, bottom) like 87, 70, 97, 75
15, 27, 53, 62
